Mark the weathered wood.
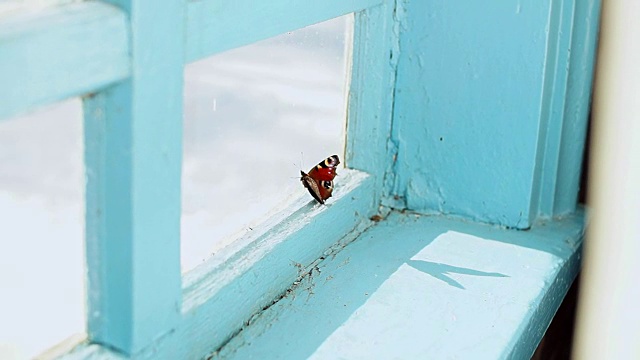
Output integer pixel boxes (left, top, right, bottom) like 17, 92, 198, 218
0, 2, 129, 119
60, 170, 377, 359
186, 0, 383, 62
83, 0, 185, 354
0, 0, 599, 358
0, 0, 384, 119
212, 210, 585, 359
391, 0, 599, 228
346, 3, 399, 210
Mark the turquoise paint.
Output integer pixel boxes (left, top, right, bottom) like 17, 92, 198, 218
535, 0, 601, 218
0, 2, 130, 119
83, 0, 185, 354
186, 0, 382, 62
553, 0, 601, 215
391, 0, 598, 228
0, 0, 600, 357
210, 210, 584, 359
535, 0, 578, 218
346, 3, 399, 209
178, 171, 374, 359
0, 0, 382, 120
392, 0, 550, 228
60, 170, 377, 359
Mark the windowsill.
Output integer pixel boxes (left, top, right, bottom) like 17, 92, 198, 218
182, 168, 376, 313
54, 175, 583, 359
56, 168, 378, 359
212, 209, 585, 359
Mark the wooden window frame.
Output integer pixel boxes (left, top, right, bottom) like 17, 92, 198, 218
0, 0, 600, 358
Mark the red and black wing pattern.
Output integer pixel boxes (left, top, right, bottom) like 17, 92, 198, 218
300, 155, 340, 204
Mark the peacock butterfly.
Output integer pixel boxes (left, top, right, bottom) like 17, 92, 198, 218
300, 155, 340, 204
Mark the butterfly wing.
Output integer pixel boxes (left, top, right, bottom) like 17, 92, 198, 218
306, 154, 340, 182
300, 171, 334, 204
300, 155, 340, 204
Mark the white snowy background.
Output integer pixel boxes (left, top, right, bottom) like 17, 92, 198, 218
0, 14, 350, 359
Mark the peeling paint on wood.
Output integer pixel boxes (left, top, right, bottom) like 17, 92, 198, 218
212, 210, 585, 359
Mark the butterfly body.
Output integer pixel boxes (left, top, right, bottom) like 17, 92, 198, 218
300, 155, 340, 204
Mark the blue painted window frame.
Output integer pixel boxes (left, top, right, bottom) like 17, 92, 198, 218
0, 0, 599, 358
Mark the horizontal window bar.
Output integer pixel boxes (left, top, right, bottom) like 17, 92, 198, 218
0, 0, 383, 119
186, 0, 383, 62
0, 2, 130, 119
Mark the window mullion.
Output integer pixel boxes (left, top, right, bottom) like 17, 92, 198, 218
346, 3, 398, 209
83, 0, 185, 355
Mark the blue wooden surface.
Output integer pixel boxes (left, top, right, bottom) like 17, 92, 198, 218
60, 207, 584, 360
535, 0, 580, 217
186, 0, 382, 62
60, 170, 377, 359
552, 0, 601, 215
346, 3, 399, 209
83, 0, 185, 354
211, 210, 585, 359
534, 0, 600, 218
0, 2, 129, 119
0, 0, 382, 120
390, 0, 598, 228
0, 0, 600, 357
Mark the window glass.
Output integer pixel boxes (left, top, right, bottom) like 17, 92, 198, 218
0, 0, 79, 17
182, 15, 353, 271
0, 99, 86, 359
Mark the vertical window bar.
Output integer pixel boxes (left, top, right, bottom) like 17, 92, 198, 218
346, 2, 398, 209
535, 0, 600, 218
83, 0, 185, 354
551, 0, 601, 215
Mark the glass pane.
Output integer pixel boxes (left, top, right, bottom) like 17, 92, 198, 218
182, 15, 353, 271
0, 100, 85, 359
0, 0, 79, 17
